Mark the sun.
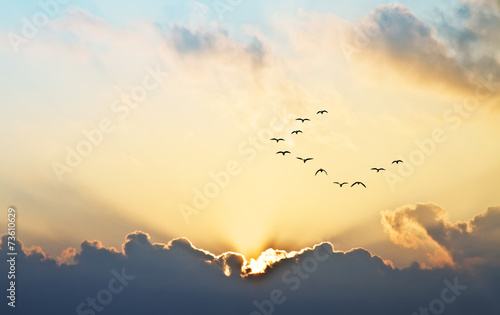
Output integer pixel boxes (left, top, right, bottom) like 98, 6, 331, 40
244, 248, 292, 274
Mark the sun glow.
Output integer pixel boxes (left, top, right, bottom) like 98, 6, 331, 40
244, 248, 293, 274
225, 214, 272, 259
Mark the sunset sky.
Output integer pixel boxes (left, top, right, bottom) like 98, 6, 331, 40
1, 1, 499, 314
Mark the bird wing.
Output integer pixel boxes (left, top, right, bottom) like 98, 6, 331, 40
333, 182, 339, 184
315, 170, 320, 175
285, 151, 290, 154
351, 183, 356, 187
305, 158, 313, 161
297, 157, 303, 160
371, 168, 378, 171
361, 183, 366, 188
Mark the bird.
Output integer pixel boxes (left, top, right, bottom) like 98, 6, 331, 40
315, 168, 328, 176
291, 130, 303, 135
392, 160, 403, 164
296, 118, 310, 123
333, 182, 348, 187
317, 110, 328, 114
297, 157, 313, 163
371, 168, 385, 172
276, 151, 291, 156
351, 182, 366, 188
270, 138, 285, 143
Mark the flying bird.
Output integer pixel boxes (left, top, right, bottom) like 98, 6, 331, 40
276, 151, 291, 156
392, 160, 404, 164
371, 168, 385, 172
291, 130, 303, 135
351, 182, 366, 188
317, 110, 328, 114
315, 168, 328, 176
296, 118, 310, 123
333, 182, 348, 187
297, 157, 313, 163
270, 138, 285, 143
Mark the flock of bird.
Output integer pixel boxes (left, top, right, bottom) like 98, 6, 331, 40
271, 110, 404, 188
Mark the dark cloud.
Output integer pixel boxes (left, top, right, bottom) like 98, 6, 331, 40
1, 206, 499, 315
353, 5, 473, 93
343, 3, 500, 99
434, 0, 500, 86
165, 25, 267, 69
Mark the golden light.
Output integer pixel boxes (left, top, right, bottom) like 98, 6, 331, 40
244, 248, 292, 274
224, 210, 273, 258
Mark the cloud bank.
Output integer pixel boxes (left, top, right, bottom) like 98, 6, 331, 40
1, 205, 499, 315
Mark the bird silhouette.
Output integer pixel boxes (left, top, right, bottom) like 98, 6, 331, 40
351, 182, 366, 188
371, 168, 385, 172
392, 160, 403, 164
270, 138, 285, 143
317, 110, 328, 114
296, 118, 310, 123
333, 182, 348, 187
276, 151, 291, 156
291, 130, 303, 135
297, 157, 313, 163
315, 168, 328, 176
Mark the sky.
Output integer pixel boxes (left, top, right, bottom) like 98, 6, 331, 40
0, 0, 499, 314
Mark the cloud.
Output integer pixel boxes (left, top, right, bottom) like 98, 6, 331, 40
165, 24, 267, 68
1, 207, 499, 315
435, 0, 500, 82
336, 4, 486, 97
170, 26, 218, 53
286, 3, 500, 100
382, 203, 500, 268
